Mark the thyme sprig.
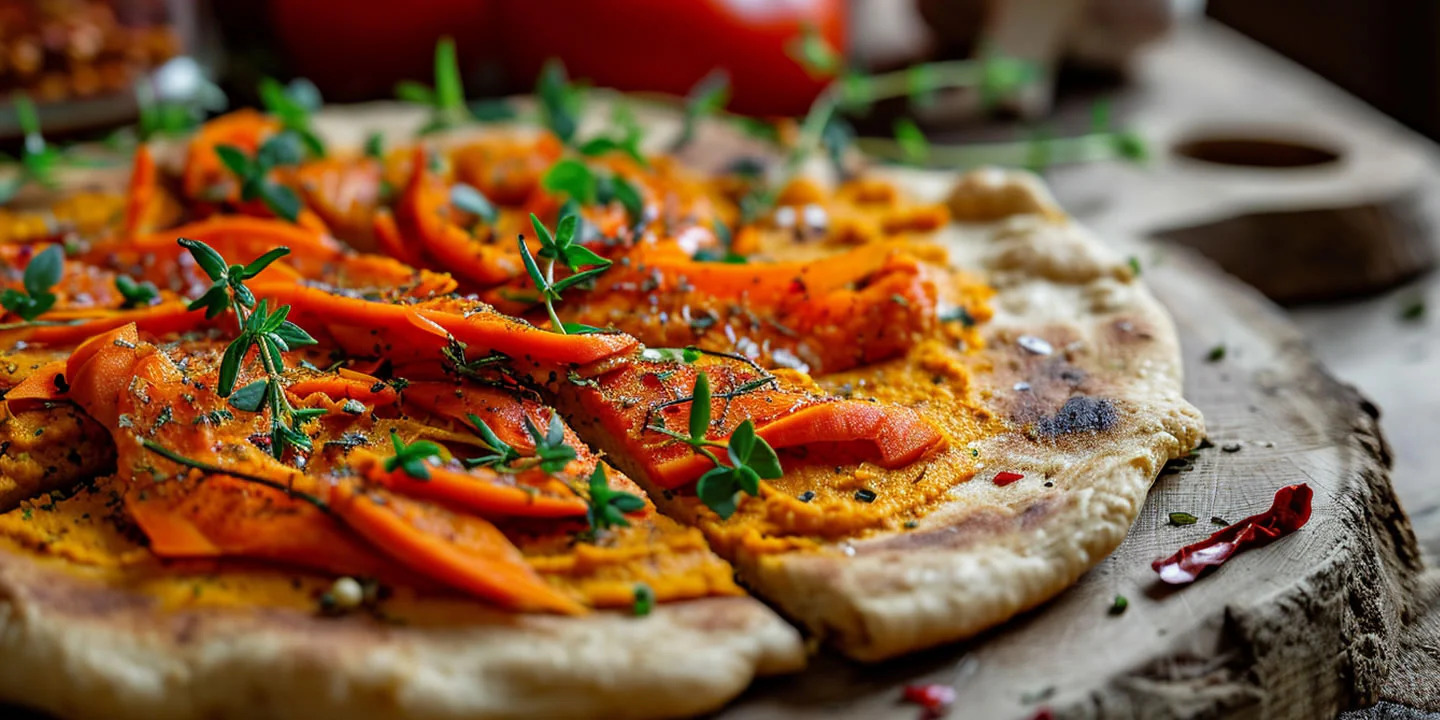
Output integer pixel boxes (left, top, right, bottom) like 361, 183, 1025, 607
258, 76, 326, 158
646, 372, 783, 519
1, 245, 63, 320
462, 413, 576, 473
671, 70, 731, 152
396, 36, 472, 135
587, 463, 645, 531
542, 159, 644, 228
385, 430, 448, 480
214, 133, 305, 222
0, 95, 63, 203
179, 238, 322, 460
114, 274, 159, 309
517, 212, 613, 334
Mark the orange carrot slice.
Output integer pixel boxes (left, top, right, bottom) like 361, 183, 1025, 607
328, 482, 585, 614
2, 360, 67, 411
122, 144, 156, 238
359, 456, 587, 519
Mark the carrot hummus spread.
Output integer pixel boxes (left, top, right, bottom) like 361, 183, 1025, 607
0, 105, 994, 617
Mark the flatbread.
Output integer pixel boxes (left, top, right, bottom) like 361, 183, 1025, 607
730, 168, 1204, 659
0, 100, 1202, 719
0, 538, 803, 720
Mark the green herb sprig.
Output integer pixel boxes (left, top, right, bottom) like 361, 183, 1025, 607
396, 37, 474, 135
671, 70, 731, 152
536, 59, 585, 145
579, 100, 646, 165
179, 237, 323, 459
0, 95, 63, 203
258, 76, 326, 158
385, 430, 448, 480
213, 133, 305, 222
542, 160, 645, 229
646, 372, 784, 519
462, 412, 577, 473
114, 274, 159, 309
587, 463, 645, 531
517, 212, 613, 334
1, 245, 63, 320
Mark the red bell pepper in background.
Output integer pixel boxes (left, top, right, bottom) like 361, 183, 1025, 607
493, 0, 847, 116
1153, 483, 1314, 584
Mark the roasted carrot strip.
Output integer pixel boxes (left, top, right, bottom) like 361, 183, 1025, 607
286, 367, 398, 407
250, 280, 637, 367
329, 482, 585, 614
398, 146, 520, 287
0, 301, 206, 348
182, 109, 281, 199
358, 455, 588, 519
2, 360, 67, 411
549, 356, 947, 489
126, 474, 407, 581
92, 215, 346, 266
372, 208, 428, 268
64, 324, 144, 428
122, 144, 156, 238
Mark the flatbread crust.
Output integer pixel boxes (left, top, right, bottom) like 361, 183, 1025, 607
731, 168, 1205, 660
0, 546, 804, 720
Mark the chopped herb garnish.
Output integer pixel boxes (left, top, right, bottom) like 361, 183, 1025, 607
364, 132, 384, 160
1401, 298, 1426, 322
1128, 255, 1142, 276
384, 429, 447, 480
787, 22, 841, 77
632, 582, 655, 616
893, 118, 929, 165
213, 133, 304, 222
461, 413, 524, 470
0, 95, 63, 203
450, 183, 498, 225
586, 463, 645, 532
671, 70, 730, 152
1, 245, 63, 320
257, 76, 326, 157
536, 58, 584, 145
1211, 516, 1230, 526
524, 414, 578, 473
1109, 594, 1128, 615
114, 274, 159, 309
1207, 345, 1226, 362
395, 37, 473, 134
1168, 511, 1199, 526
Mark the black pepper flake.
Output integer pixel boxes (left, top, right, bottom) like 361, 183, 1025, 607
903, 520, 918, 529
1211, 516, 1230, 526
797, 490, 815, 503
1222, 442, 1242, 453
854, 488, 877, 503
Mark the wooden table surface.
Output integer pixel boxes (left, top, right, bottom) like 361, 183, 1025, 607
1028, 20, 1440, 716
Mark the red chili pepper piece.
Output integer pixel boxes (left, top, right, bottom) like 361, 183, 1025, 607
993, 471, 1024, 486
1152, 483, 1313, 584
901, 684, 956, 718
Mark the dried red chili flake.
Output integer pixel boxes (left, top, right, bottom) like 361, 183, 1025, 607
902, 684, 956, 718
993, 471, 1024, 486
1152, 483, 1313, 584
